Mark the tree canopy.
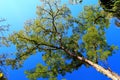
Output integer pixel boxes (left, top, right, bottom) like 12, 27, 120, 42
6, 0, 120, 80
99, 0, 120, 27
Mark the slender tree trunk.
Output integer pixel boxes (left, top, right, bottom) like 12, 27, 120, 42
62, 47, 120, 80
77, 56, 120, 80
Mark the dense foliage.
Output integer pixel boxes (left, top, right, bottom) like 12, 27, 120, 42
69, 0, 120, 26
100, 0, 120, 27
6, 0, 119, 80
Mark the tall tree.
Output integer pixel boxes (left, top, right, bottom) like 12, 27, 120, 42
7, 0, 120, 80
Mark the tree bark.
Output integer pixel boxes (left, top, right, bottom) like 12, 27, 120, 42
61, 47, 120, 80
77, 56, 120, 80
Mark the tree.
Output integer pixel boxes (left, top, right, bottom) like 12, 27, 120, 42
41, 0, 83, 4
0, 18, 9, 80
99, 0, 120, 27
67, 0, 120, 27
7, 0, 120, 80
0, 72, 7, 80
99, 0, 120, 17
69, 0, 82, 4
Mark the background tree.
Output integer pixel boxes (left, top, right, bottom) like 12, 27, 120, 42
68, 0, 120, 27
99, 0, 120, 27
69, 0, 82, 4
7, 0, 120, 80
0, 18, 9, 80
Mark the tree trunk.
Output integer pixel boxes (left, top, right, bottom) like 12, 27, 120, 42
77, 56, 120, 80
62, 47, 120, 80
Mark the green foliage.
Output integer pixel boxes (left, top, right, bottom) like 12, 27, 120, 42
0, 19, 10, 80
7, 0, 117, 80
99, 0, 120, 20
113, 0, 120, 19
99, 0, 116, 10
25, 64, 49, 80
82, 26, 113, 62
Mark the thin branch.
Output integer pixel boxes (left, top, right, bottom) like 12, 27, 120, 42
16, 33, 61, 49
94, 16, 105, 24
15, 33, 62, 60
37, 6, 52, 16
38, 25, 59, 34
47, 1, 58, 32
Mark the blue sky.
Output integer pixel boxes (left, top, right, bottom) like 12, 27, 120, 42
0, 0, 120, 80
